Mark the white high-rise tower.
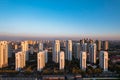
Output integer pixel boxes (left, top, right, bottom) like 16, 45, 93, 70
37, 51, 45, 71
52, 40, 60, 63
89, 43, 96, 64
80, 51, 87, 71
99, 51, 108, 71
15, 51, 25, 71
59, 51, 65, 70
66, 40, 72, 61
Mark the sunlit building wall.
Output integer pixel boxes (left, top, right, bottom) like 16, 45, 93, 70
37, 51, 45, 71
21, 41, 29, 61
0, 41, 8, 68
99, 51, 108, 71
52, 40, 60, 63
15, 51, 25, 71
59, 51, 65, 70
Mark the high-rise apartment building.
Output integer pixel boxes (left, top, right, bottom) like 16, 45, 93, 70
0, 41, 8, 68
80, 51, 86, 71
99, 51, 108, 71
66, 40, 72, 61
52, 40, 60, 63
21, 41, 29, 61
37, 51, 45, 71
75, 43, 80, 59
15, 51, 25, 71
59, 51, 65, 70
89, 43, 97, 64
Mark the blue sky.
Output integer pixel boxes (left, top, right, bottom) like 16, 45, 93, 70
0, 0, 120, 40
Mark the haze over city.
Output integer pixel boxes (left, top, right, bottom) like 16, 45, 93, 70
0, 0, 120, 40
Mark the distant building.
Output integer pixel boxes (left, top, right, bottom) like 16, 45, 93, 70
89, 43, 96, 64
96, 40, 101, 51
15, 51, 25, 71
37, 51, 45, 71
59, 51, 65, 70
75, 43, 80, 59
52, 40, 60, 63
39, 42, 43, 51
103, 41, 108, 50
99, 51, 108, 71
66, 40, 72, 61
21, 41, 29, 61
81, 43, 87, 52
80, 51, 86, 71
0, 41, 8, 68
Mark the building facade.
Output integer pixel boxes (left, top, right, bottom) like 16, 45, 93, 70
44, 49, 48, 63
66, 40, 72, 61
96, 40, 101, 51
21, 41, 29, 61
37, 51, 45, 71
99, 51, 108, 71
15, 51, 25, 71
0, 41, 8, 68
75, 43, 80, 59
89, 43, 96, 64
52, 40, 60, 63
59, 51, 65, 70
80, 51, 87, 71
103, 41, 108, 51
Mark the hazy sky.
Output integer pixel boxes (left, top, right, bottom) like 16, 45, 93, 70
0, 0, 120, 40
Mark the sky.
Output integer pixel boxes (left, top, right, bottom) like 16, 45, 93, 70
0, 0, 120, 40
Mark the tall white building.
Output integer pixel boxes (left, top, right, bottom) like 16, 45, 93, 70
15, 51, 25, 71
0, 41, 8, 68
37, 51, 45, 71
89, 43, 96, 64
75, 43, 80, 59
21, 41, 29, 61
80, 51, 87, 71
44, 49, 48, 63
52, 40, 60, 63
99, 51, 108, 71
66, 40, 72, 61
39, 42, 43, 51
59, 51, 65, 70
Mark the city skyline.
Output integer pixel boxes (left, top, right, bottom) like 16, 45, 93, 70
0, 0, 120, 40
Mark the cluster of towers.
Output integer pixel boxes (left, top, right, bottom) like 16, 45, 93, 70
77, 40, 108, 71
0, 39, 108, 72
